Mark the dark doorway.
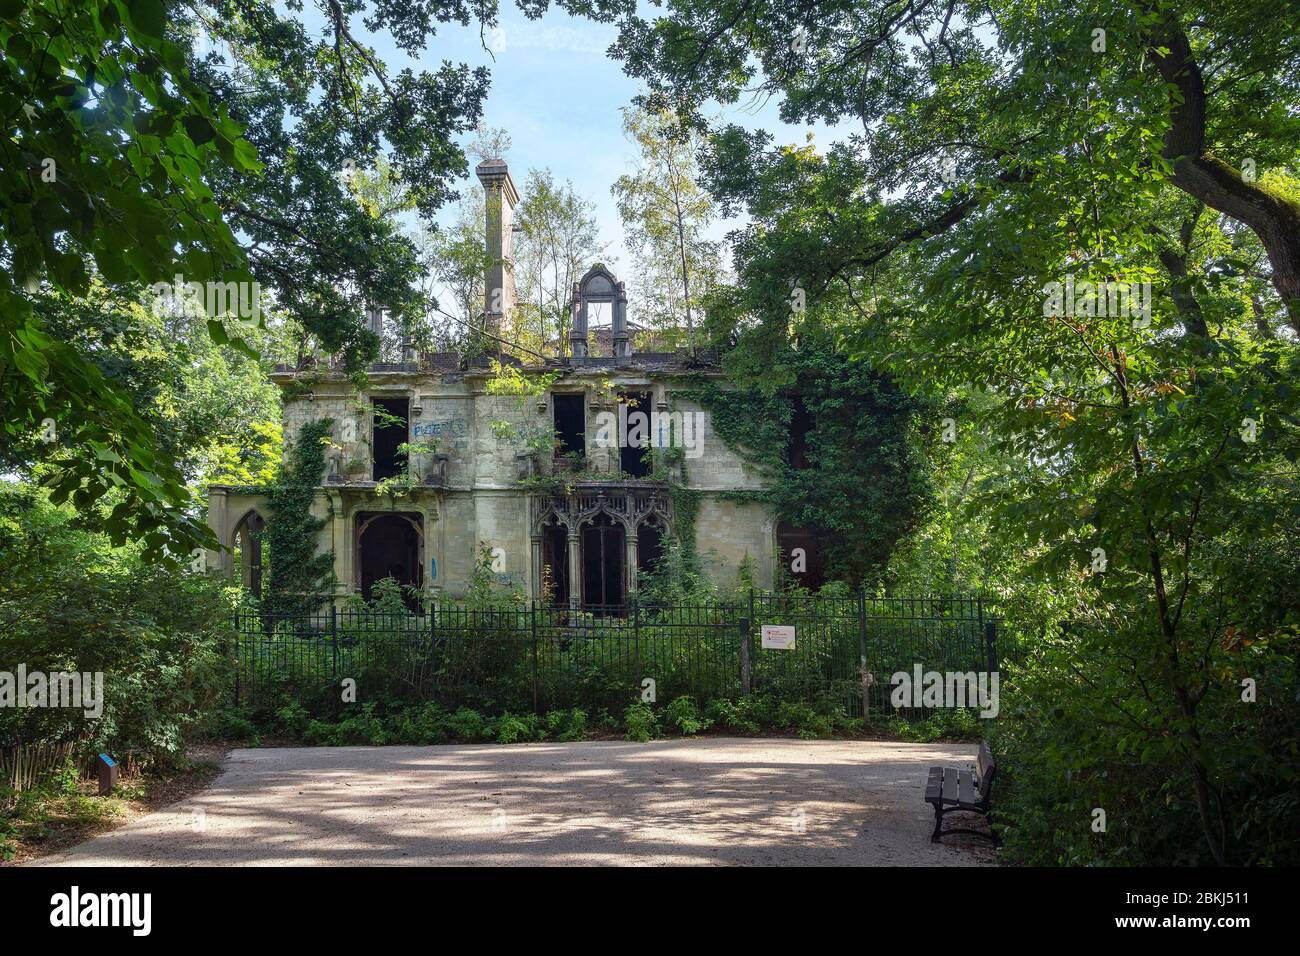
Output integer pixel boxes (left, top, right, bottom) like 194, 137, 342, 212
372, 397, 409, 480
357, 512, 422, 608
581, 513, 625, 610
540, 522, 570, 607
553, 393, 585, 458
620, 391, 651, 477
636, 519, 664, 579
787, 395, 814, 470
776, 519, 829, 591
234, 511, 265, 601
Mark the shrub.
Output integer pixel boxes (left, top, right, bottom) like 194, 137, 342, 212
274, 701, 311, 738
494, 712, 540, 744
704, 698, 757, 734
776, 700, 834, 739
545, 708, 588, 742
446, 706, 488, 742
389, 702, 452, 745
664, 696, 711, 735
623, 701, 658, 742
0, 484, 231, 773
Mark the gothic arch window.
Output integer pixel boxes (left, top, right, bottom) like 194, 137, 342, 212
539, 515, 570, 607
580, 511, 626, 610
569, 264, 629, 359
232, 510, 266, 601
355, 512, 424, 609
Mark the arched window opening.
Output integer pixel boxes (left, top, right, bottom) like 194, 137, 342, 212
356, 512, 423, 610
540, 520, 570, 607
581, 512, 626, 611
233, 510, 266, 601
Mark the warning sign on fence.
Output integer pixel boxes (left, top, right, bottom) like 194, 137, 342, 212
760, 624, 796, 650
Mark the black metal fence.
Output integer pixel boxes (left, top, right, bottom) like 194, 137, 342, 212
230, 593, 997, 718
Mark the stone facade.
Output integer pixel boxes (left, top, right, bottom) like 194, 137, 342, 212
206, 161, 779, 606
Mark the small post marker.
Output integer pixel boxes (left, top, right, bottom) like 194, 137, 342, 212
97, 754, 118, 796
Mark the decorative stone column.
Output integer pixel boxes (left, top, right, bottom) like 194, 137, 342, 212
612, 281, 630, 361
569, 283, 588, 359
327, 490, 347, 606
530, 533, 543, 600
206, 486, 230, 575
626, 531, 639, 595
476, 159, 518, 345
425, 498, 442, 597
567, 528, 581, 610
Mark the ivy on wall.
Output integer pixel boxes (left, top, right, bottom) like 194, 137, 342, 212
680, 343, 938, 587
264, 418, 335, 614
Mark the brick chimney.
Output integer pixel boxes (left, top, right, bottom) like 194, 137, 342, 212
476, 159, 518, 346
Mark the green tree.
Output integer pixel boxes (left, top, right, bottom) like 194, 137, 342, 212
612, 106, 722, 352
2, 0, 504, 560
515, 168, 604, 354
595, 0, 1300, 864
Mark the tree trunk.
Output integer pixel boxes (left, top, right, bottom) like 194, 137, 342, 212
1148, 12, 1300, 332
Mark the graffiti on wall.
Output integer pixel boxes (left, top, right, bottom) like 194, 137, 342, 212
413, 418, 469, 450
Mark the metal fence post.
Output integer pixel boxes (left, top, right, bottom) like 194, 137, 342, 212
857, 588, 869, 724
530, 602, 539, 715
738, 614, 752, 696
330, 604, 339, 720
632, 595, 640, 700
985, 619, 999, 675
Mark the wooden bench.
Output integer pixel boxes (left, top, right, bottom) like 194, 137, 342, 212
924, 739, 1000, 845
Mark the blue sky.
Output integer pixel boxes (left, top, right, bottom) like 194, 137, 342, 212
304, 4, 843, 274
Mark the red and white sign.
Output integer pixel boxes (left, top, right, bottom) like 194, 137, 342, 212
760, 624, 796, 650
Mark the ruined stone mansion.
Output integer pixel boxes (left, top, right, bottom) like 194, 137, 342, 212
206, 160, 788, 608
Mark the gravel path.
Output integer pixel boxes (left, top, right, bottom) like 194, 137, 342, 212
38, 739, 997, 866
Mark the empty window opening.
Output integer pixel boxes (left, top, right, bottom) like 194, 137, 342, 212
372, 397, 409, 481
581, 513, 625, 611
777, 519, 829, 591
636, 519, 664, 580
553, 393, 585, 459
787, 396, 813, 470
620, 391, 652, 477
540, 522, 570, 607
357, 512, 423, 610
234, 510, 266, 601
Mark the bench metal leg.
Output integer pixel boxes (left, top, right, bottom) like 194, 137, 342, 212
931, 806, 1000, 846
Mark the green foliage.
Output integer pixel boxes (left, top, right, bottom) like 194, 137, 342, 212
0, 484, 232, 767
222, 698, 596, 748
446, 706, 489, 742
775, 700, 834, 740
879, 709, 982, 744
663, 696, 711, 735
622, 701, 659, 742
704, 697, 762, 734
494, 712, 542, 744
0, 0, 259, 562
545, 708, 589, 742
612, 106, 723, 351
599, 0, 1300, 866
992, 629, 1300, 866
264, 419, 335, 614
683, 342, 938, 586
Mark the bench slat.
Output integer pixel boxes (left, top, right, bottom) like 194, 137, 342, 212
942, 767, 959, 804
925, 767, 943, 802
959, 770, 977, 806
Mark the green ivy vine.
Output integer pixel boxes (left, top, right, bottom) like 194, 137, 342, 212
264, 418, 335, 614
678, 342, 939, 587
